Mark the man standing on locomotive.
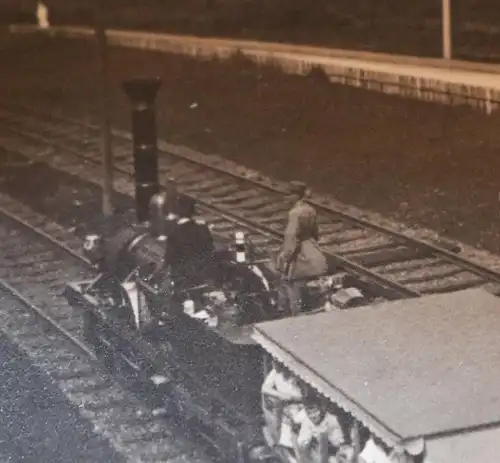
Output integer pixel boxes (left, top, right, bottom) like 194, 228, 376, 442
276, 181, 328, 315
165, 195, 215, 291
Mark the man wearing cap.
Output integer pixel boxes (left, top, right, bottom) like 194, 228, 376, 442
276, 181, 327, 315
293, 395, 345, 462
165, 195, 215, 291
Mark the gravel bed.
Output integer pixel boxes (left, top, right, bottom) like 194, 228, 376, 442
0, 327, 124, 463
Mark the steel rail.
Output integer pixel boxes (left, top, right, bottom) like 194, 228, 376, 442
0, 207, 95, 355
0, 277, 96, 359
0, 111, 417, 299
2, 103, 500, 299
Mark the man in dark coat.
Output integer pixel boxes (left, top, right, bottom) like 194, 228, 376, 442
165, 195, 215, 291
276, 181, 327, 314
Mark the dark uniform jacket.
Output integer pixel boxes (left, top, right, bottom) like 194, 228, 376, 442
166, 217, 215, 286
277, 200, 327, 280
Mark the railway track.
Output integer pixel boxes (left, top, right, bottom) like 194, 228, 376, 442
1, 103, 500, 300
0, 192, 214, 463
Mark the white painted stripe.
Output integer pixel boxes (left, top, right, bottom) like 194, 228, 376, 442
250, 264, 270, 291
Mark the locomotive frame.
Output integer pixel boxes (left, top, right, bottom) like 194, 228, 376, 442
65, 276, 268, 462
61, 75, 399, 462
63, 216, 376, 462
58, 72, 500, 463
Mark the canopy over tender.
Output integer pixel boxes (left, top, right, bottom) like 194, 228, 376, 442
252, 289, 500, 446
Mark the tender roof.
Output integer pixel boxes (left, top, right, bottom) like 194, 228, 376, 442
252, 289, 500, 444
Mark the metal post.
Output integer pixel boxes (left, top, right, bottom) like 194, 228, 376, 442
442, 0, 452, 59
122, 77, 162, 223
94, 0, 114, 219
36, 1, 50, 29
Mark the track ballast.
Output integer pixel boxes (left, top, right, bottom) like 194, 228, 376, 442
1, 103, 500, 301
0, 192, 214, 463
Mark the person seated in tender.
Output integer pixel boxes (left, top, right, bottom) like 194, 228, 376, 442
261, 360, 305, 450
293, 394, 346, 462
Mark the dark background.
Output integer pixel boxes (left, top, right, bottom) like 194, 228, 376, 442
3, 0, 500, 59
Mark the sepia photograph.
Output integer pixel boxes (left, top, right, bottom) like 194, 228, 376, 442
0, 0, 499, 461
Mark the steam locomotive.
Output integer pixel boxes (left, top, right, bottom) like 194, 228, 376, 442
65, 195, 375, 460
63, 77, 378, 462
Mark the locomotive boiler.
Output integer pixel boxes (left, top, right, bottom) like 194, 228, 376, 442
64, 77, 376, 462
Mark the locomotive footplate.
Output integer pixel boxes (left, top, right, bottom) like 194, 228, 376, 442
64, 281, 269, 463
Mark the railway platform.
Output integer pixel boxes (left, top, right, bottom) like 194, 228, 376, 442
9, 23, 500, 113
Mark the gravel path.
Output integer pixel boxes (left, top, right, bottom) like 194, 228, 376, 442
0, 324, 124, 463
1, 34, 500, 256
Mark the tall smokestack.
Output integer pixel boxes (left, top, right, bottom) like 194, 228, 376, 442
122, 76, 162, 223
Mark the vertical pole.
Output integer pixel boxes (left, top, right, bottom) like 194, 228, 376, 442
95, 0, 114, 219
36, 1, 50, 29
442, 0, 452, 59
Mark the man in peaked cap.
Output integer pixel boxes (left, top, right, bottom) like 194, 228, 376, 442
166, 195, 215, 291
275, 181, 328, 315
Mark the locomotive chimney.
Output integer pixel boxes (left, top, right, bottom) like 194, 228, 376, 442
122, 76, 162, 223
